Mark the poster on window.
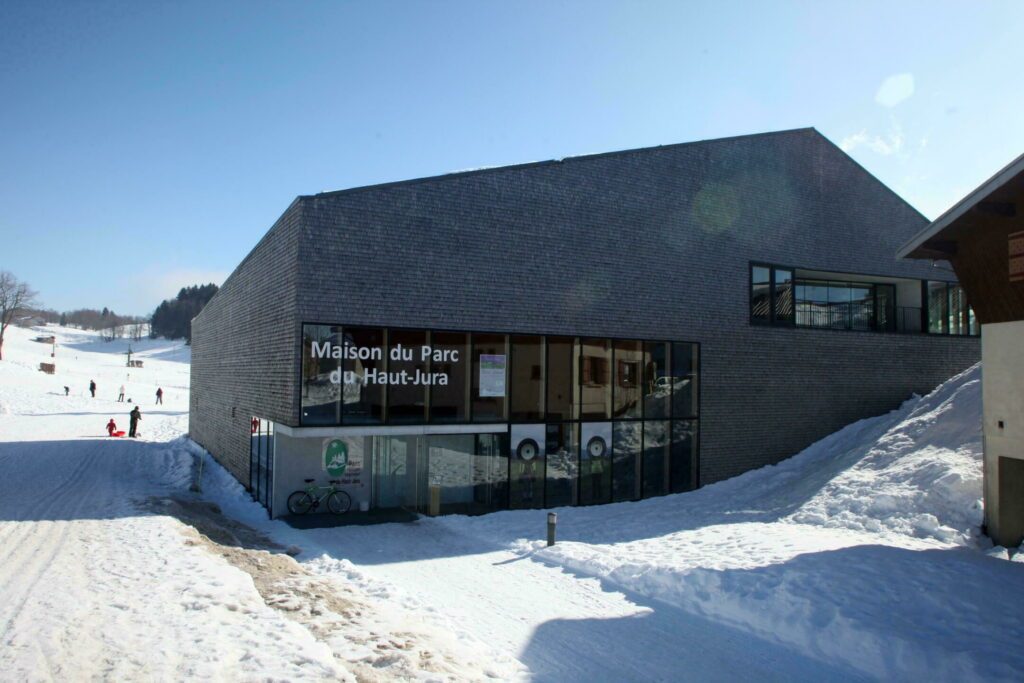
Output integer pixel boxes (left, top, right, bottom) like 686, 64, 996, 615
479, 354, 507, 397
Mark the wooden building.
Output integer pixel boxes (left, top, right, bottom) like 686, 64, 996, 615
899, 153, 1024, 547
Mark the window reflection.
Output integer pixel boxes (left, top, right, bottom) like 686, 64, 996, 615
612, 339, 642, 418
387, 329, 427, 423
580, 338, 611, 420
642, 420, 671, 498
579, 422, 611, 505
545, 423, 577, 507
643, 341, 671, 419
671, 343, 699, 418
510, 335, 544, 420
430, 331, 469, 422
301, 324, 340, 424
546, 336, 577, 421
611, 421, 641, 502
342, 327, 385, 425
670, 420, 698, 493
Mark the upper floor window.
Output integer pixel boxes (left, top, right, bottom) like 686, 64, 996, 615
750, 263, 793, 325
750, 263, 977, 336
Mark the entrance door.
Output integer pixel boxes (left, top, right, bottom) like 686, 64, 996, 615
372, 435, 426, 511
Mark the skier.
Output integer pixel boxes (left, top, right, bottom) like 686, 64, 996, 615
63, 386, 69, 396
106, 418, 117, 437
129, 406, 141, 438
117, 385, 125, 402
89, 380, 96, 398
155, 387, 163, 405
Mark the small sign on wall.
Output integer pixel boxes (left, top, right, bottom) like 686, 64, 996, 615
1011, 230, 1024, 283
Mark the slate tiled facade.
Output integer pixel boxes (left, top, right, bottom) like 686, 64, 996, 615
190, 128, 979, 494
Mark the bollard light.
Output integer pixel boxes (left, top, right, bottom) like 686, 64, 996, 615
547, 512, 557, 546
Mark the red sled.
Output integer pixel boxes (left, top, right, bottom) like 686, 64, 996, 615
110, 431, 126, 437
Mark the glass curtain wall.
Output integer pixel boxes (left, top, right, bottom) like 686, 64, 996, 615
300, 324, 701, 513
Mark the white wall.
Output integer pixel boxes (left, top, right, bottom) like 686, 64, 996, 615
982, 320, 1024, 544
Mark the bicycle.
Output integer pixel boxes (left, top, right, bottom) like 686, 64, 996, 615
286, 479, 352, 515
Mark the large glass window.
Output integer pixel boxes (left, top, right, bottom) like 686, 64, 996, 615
611, 421, 642, 502
387, 329, 428, 423
672, 342, 699, 418
429, 331, 469, 423
670, 421, 698, 493
301, 324, 341, 425
471, 333, 508, 421
546, 336, 577, 421
545, 423, 577, 507
643, 341, 671, 419
612, 339, 643, 418
510, 335, 544, 421
580, 338, 611, 420
642, 420, 670, 498
342, 327, 385, 425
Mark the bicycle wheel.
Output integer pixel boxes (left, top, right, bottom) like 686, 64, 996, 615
287, 491, 314, 515
327, 490, 352, 514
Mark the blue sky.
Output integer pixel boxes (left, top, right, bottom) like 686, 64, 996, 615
2, 1, 1023, 315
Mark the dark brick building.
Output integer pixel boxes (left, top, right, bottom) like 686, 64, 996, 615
190, 128, 979, 518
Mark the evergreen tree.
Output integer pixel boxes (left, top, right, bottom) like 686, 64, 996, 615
149, 283, 218, 343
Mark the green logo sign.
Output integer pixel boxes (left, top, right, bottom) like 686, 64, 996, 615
323, 439, 349, 477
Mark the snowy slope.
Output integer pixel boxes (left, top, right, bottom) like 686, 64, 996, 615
3, 321, 1023, 682
0, 325, 516, 682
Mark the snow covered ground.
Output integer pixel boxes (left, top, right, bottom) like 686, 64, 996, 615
2, 323, 1023, 681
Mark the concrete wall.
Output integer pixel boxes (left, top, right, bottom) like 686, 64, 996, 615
190, 128, 980, 501
982, 320, 1024, 546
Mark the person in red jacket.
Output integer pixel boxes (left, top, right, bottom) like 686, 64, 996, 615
106, 419, 117, 437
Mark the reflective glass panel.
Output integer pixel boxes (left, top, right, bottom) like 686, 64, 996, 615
546, 337, 577, 421
545, 423, 577, 507
642, 420, 671, 498
828, 283, 851, 329
612, 339, 643, 418
774, 268, 794, 324
472, 334, 507, 421
671, 343, 699, 418
670, 420, 698, 493
751, 265, 771, 321
429, 331, 469, 423
510, 335, 544, 421
579, 423, 611, 505
510, 426, 545, 509
643, 341, 671, 419
876, 284, 896, 332
928, 282, 949, 334
850, 285, 873, 331
426, 434, 477, 515
580, 338, 611, 420
341, 327, 385, 425
611, 421, 642, 502
387, 329, 427, 424
301, 324, 341, 425
473, 434, 509, 513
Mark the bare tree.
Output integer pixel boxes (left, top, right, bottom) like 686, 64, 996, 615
0, 271, 40, 361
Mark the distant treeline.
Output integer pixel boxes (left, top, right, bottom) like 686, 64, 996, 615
150, 284, 219, 344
